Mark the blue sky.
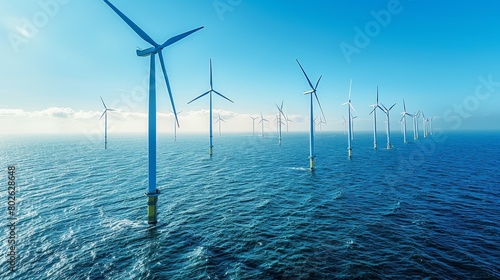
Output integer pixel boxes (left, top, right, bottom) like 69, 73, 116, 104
1, 0, 500, 134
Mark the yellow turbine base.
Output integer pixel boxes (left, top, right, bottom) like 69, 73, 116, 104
348, 148, 352, 158
310, 158, 315, 170
209, 146, 213, 156
147, 196, 158, 224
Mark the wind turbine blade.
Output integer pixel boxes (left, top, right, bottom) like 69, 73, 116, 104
403, 99, 406, 112
103, 0, 158, 47
213, 90, 234, 103
187, 90, 211, 104
107, 109, 116, 112
349, 103, 356, 113
369, 107, 377, 115
296, 59, 314, 90
314, 76, 322, 90
100, 96, 107, 109
376, 86, 379, 104
380, 103, 388, 111
160, 26, 204, 49
158, 50, 179, 127
348, 79, 352, 100
389, 103, 396, 111
99, 110, 106, 120
209, 59, 213, 90
314, 92, 326, 122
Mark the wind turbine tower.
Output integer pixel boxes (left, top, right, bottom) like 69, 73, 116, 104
342, 79, 355, 158
188, 59, 233, 156
296, 59, 326, 170
103, 0, 203, 224
99, 96, 115, 150
250, 116, 258, 136
369, 87, 380, 149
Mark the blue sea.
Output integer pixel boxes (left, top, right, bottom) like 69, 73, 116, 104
1, 130, 499, 279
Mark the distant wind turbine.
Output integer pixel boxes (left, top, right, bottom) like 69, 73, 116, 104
188, 59, 233, 155
275, 101, 286, 144
342, 79, 355, 158
412, 111, 420, 140
250, 116, 258, 136
215, 113, 226, 136
422, 112, 428, 138
369, 87, 379, 149
350, 114, 357, 140
258, 111, 268, 137
429, 117, 434, 135
342, 115, 347, 135
400, 99, 412, 144
296, 59, 326, 170
170, 110, 182, 141
99, 96, 115, 150
102, 0, 203, 224
378, 102, 397, 149
284, 114, 292, 134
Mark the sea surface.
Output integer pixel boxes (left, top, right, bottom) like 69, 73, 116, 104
0, 130, 499, 279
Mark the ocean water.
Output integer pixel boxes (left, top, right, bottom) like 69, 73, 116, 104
0, 130, 499, 279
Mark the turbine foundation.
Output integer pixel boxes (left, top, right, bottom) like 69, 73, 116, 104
146, 190, 160, 224
348, 148, 352, 158
209, 146, 213, 156
309, 157, 315, 170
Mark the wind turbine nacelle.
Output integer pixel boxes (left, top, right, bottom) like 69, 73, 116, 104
136, 47, 156, 57
303, 90, 314, 95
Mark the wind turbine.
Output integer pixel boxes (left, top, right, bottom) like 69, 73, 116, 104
400, 99, 412, 144
99, 96, 115, 150
215, 113, 225, 136
429, 117, 434, 135
258, 111, 268, 137
250, 116, 258, 136
342, 79, 355, 158
378, 102, 396, 149
350, 114, 357, 140
275, 101, 286, 144
102, 0, 203, 224
422, 112, 428, 138
188, 59, 234, 156
369, 87, 379, 149
284, 114, 292, 134
296, 59, 326, 170
412, 111, 420, 140
170, 110, 182, 141
341, 115, 347, 135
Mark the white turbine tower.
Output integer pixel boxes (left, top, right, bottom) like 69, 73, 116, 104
250, 116, 258, 136
369, 87, 379, 149
400, 99, 412, 144
422, 112, 428, 138
413, 111, 421, 140
342, 79, 355, 158
296, 59, 326, 170
102, 0, 203, 224
378, 102, 396, 149
99, 96, 115, 150
429, 116, 434, 135
284, 114, 292, 134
